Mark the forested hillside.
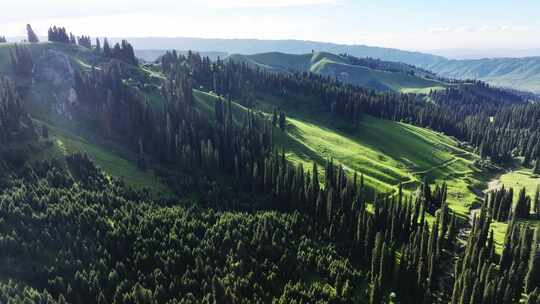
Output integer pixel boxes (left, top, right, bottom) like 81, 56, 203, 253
0, 27, 539, 304
227, 51, 446, 93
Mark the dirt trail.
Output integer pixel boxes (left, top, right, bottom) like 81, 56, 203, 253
468, 171, 507, 225
468, 173, 507, 225
486, 177, 503, 193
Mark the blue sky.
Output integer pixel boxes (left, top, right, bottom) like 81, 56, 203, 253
2, 0, 540, 50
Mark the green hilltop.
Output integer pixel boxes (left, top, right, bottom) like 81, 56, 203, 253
227, 51, 447, 93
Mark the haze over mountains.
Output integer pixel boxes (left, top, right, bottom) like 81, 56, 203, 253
428, 48, 540, 60
90, 36, 539, 94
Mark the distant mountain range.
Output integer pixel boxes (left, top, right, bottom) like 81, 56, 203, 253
426, 57, 540, 94
8, 36, 540, 93
125, 37, 445, 67
125, 37, 540, 94
426, 48, 540, 60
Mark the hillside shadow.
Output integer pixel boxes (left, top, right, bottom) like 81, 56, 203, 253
274, 125, 326, 167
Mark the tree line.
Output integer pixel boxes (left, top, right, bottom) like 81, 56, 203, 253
487, 186, 540, 222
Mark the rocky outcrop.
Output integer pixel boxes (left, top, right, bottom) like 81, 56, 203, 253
33, 49, 78, 117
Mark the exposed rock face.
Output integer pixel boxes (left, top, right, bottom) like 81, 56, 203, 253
35, 49, 74, 85
33, 49, 78, 118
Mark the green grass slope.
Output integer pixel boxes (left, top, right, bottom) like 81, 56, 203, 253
310, 57, 444, 92
193, 90, 485, 218
44, 121, 172, 196
228, 51, 446, 93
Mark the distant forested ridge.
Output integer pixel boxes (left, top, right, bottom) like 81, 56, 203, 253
128, 38, 540, 94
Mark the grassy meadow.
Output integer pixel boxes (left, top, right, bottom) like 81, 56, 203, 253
193, 90, 487, 219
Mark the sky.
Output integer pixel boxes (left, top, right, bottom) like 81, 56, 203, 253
2, 0, 540, 51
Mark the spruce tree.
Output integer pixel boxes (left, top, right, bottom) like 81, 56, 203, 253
279, 111, 286, 130
525, 248, 540, 293
103, 38, 111, 56
534, 160, 540, 175
370, 276, 382, 304
26, 24, 39, 43
513, 187, 531, 220
371, 232, 384, 281
534, 185, 540, 218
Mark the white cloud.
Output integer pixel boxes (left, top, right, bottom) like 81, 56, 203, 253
429, 24, 534, 35
198, 0, 338, 9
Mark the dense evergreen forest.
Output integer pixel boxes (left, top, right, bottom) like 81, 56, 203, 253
0, 26, 539, 303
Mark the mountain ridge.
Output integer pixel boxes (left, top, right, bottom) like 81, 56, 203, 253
226, 51, 447, 93
115, 37, 540, 93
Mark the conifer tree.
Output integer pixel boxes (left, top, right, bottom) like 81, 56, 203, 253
103, 38, 111, 56
26, 24, 39, 43
534, 185, 540, 218
525, 244, 540, 293
279, 111, 286, 130
534, 159, 540, 175
272, 108, 278, 126
371, 232, 384, 281
370, 276, 382, 304
69, 33, 76, 44
513, 187, 531, 220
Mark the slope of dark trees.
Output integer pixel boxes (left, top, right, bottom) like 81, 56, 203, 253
0, 77, 37, 145
0, 149, 463, 303
450, 205, 540, 304
9, 44, 34, 77
160, 50, 536, 165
